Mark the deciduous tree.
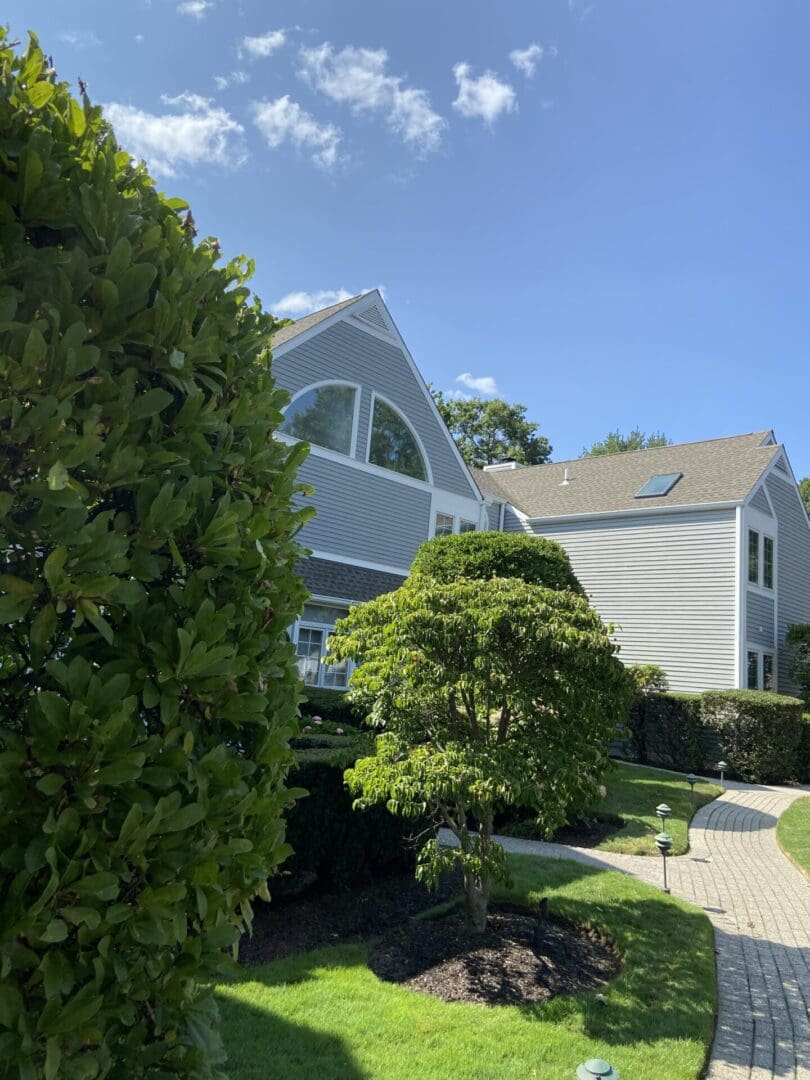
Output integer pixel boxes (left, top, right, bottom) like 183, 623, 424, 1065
582, 428, 671, 457
431, 391, 551, 467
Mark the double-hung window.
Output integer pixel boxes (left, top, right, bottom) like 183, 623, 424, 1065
294, 604, 351, 689
748, 530, 759, 584
434, 512, 454, 537
763, 536, 774, 590
746, 648, 776, 691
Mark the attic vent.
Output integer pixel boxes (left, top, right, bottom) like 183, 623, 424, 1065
635, 472, 682, 498
559, 468, 572, 487
354, 305, 388, 331
774, 457, 788, 473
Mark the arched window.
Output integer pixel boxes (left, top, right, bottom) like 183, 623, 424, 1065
281, 383, 357, 456
368, 397, 428, 482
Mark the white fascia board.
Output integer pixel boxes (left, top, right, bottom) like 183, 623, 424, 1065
759, 446, 810, 534
271, 294, 372, 358
308, 549, 410, 577
307, 592, 356, 608
521, 500, 743, 527
734, 505, 743, 688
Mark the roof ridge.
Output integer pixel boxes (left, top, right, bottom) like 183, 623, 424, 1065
495, 430, 776, 475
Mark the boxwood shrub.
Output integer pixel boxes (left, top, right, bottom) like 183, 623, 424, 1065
299, 685, 362, 727
702, 690, 805, 783
627, 691, 707, 773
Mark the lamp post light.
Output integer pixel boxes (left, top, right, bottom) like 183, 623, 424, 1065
716, 761, 729, 790
576, 1060, 619, 1080
686, 773, 698, 814
655, 831, 673, 893
655, 802, 672, 831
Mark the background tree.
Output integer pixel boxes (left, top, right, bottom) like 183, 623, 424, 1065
799, 477, 810, 517
582, 427, 671, 457
329, 573, 630, 933
0, 33, 309, 1078
431, 391, 551, 467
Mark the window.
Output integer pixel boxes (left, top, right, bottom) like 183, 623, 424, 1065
748, 529, 759, 584
763, 653, 774, 692
294, 604, 351, 689
635, 473, 683, 498
434, 512, 454, 537
763, 536, 774, 590
281, 384, 356, 455
459, 519, 476, 533
747, 650, 759, 690
369, 398, 427, 481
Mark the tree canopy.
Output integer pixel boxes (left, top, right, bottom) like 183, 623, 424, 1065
0, 32, 308, 1077
431, 391, 551, 468
330, 574, 630, 933
410, 531, 584, 595
799, 477, 810, 517
581, 428, 672, 457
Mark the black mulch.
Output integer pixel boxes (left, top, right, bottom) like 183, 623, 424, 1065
368, 902, 621, 1006
239, 871, 463, 967
499, 814, 624, 848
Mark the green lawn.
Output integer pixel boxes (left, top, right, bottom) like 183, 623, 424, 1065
594, 761, 722, 856
776, 796, 810, 878
219, 855, 716, 1080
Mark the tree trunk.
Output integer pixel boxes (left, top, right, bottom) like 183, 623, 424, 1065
464, 873, 492, 933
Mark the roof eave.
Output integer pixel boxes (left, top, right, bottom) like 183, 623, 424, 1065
520, 499, 745, 526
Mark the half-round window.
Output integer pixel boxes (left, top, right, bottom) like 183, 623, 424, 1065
369, 398, 428, 482
281, 384, 356, 455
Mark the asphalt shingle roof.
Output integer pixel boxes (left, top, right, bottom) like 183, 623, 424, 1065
271, 294, 367, 349
298, 557, 406, 604
473, 431, 780, 518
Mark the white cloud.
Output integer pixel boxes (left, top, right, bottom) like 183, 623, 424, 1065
177, 0, 213, 17
135, 34, 144, 45
59, 30, 102, 47
103, 92, 246, 178
456, 372, 499, 396
252, 96, 342, 169
213, 70, 249, 90
272, 286, 384, 317
509, 43, 543, 78
299, 43, 446, 154
240, 30, 286, 60
452, 63, 517, 125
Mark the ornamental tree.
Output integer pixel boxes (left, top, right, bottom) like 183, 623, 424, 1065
0, 33, 309, 1078
409, 531, 584, 595
330, 578, 631, 933
431, 391, 552, 468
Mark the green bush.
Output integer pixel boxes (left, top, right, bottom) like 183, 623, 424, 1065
299, 685, 362, 726
626, 692, 706, 772
0, 34, 309, 1078
409, 531, 584, 593
786, 623, 810, 706
276, 742, 420, 895
798, 715, 810, 785
702, 690, 805, 783
628, 663, 669, 694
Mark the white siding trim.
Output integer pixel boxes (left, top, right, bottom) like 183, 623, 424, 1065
308, 548, 410, 576
734, 505, 743, 689
523, 500, 742, 526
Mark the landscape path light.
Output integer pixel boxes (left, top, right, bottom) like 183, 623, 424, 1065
655, 802, 672, 831
686, 773, 698, 814
716, 761, 729, 790
576, 1059, 619, 1079
655, 831, 673, 893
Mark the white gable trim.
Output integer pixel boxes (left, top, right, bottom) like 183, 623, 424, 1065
757, 447, 810, 535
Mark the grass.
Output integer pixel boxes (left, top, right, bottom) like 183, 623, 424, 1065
593, 761, 722, 856
776, 795, 810, 878
218, 855, 716, 1080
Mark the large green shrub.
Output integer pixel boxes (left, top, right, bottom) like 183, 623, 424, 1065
0, 34, 309, 1078
409, 530, 584, 593
626, 691, 707, 772
299, 685, 362, 727
786, 623, 810, 706
702, 690, 805, 783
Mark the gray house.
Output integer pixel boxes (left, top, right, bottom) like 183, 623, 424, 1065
475, 433, 810, 694
272, 291, 485, 688
274, 292, 810, 696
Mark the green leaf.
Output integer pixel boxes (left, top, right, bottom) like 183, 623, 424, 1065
93, 760, 142, 786
22, 326, 47, 367
36, 773, 65, 796
0, 594, 31, 624
69, 97, 86, 137
129, 387, 174, 423
44, 1039, 61, 1080
47, 462, 70, 491
72, 872, 119, 902
20, 146, 44, 206
117, 262, 157, 308
106, 236, 132, 281
0, 984, 23, 1027
41, 920, 68, 943
158, 803, 206, 833
43, 548, 68, 591
28, 81, 55, 108
31, 604, 57, 649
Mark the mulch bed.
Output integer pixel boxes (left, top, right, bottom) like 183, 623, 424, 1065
239, 871, 463, 966
368, 902, 621, 1006
500, 814, 624, 848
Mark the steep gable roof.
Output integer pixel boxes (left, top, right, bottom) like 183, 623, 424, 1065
474, 431, 781, 519
271, 294, 366, 349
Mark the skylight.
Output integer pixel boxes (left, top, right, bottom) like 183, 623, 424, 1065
635, 472, 683, 498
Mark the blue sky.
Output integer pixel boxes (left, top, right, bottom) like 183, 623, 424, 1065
12, 1, 810, 476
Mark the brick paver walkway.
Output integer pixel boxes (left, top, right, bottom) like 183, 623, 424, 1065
442, 780, 810, 1077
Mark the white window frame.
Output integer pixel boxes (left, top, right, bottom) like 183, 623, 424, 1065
744, 644, 777, 692
366, 391, 433, 486
432, 511, 478, 538
746, 527, 776, 594
281, 380, 362, 459
433, 512, 455, 537
292, 606, 354, 690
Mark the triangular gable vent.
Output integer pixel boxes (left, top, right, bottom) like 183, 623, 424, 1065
774, 457, 788, 473
353, 304, 390, 332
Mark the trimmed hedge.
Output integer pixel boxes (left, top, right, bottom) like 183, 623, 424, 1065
409, 531, 584, 594
799, 716, 810, 784
702, 690, 805, 784
299, 686, 362, 727
275, 739, 420, 896
627, 692, 707, 773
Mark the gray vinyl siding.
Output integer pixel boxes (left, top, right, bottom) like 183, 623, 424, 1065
746, 592, 775, 648
296, 454, 431, 571
486, 502, 502, 530
765, 473, 810, 693
274, 321, 475, 498
749, 486, 773, 516
503, 506, 526, 533
510, 510, 738, 693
